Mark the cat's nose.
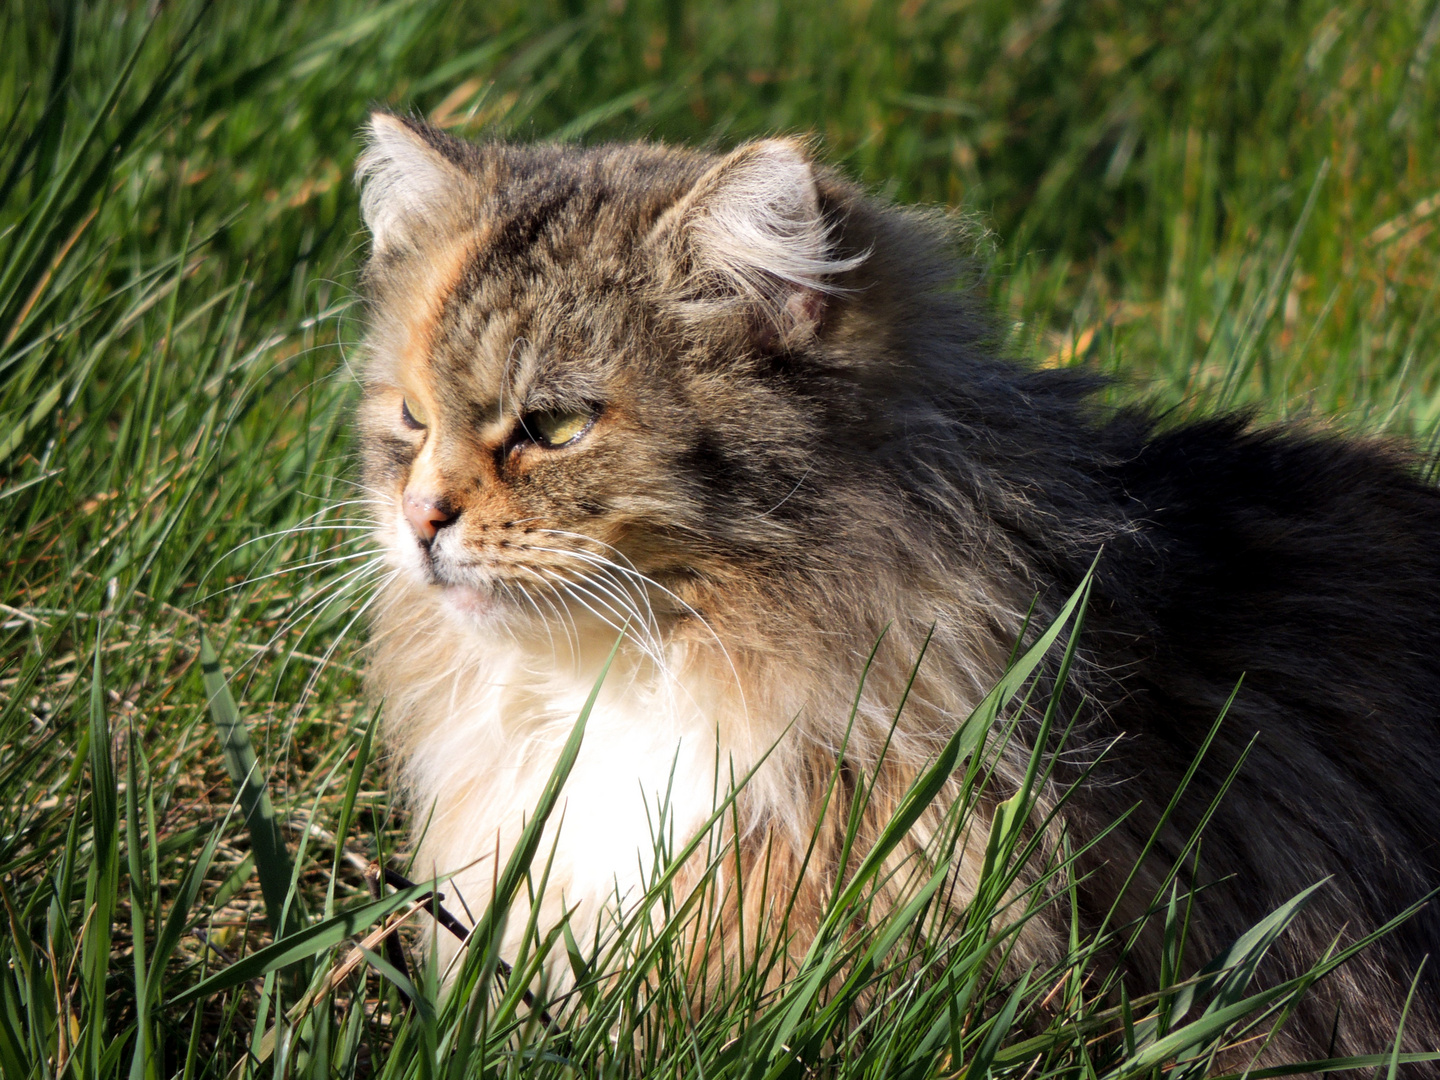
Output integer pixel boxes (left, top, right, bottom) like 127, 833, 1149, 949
403, 491, 455, 544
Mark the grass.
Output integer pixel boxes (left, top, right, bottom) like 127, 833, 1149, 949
2, 0, 1439, 1076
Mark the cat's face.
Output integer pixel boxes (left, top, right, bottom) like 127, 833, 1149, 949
356, 117, 873, 636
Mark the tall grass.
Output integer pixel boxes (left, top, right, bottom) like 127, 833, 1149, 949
2, 0, 1438, 1076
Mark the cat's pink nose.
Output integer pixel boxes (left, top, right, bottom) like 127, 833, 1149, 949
403, 491, 454, 543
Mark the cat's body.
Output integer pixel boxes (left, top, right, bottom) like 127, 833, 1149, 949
354, 114, 1440, 1068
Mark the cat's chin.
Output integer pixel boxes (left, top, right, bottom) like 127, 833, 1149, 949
434, 582, 514, 631
440, 583, 493, 615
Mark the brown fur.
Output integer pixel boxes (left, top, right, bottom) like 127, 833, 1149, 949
353, 113, 1440, 1071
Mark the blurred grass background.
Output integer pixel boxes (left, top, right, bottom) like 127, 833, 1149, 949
3, 0, 1440, 1074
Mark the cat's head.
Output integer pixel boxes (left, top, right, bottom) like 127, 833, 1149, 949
354, 114, 956, 639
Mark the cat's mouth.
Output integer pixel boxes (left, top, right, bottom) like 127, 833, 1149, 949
420, 564, 519, 627
401, 523, 665, 633
419, 551, 592, 630
418, 555, 504, 606
395, 538, 512, 620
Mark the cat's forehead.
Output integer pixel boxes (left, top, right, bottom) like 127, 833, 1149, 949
439, 142, 703, 288
475, 143, 702, 238
369, 143, 707, 399
360, 122, 865, 403
436, 172, 676, 375
425, 259, 632, 402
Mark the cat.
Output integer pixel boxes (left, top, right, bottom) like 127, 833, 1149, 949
352, 111, 1440, 1068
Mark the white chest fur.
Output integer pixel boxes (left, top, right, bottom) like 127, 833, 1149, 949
388, 622, 742, 975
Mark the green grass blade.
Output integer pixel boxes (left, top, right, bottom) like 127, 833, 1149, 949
166, 877, 439, 1009
199, 632, 299, 939
82, 628, 119, 1077
144, 827, 223, 1006
812, 566, 1094, 945
358, 946, 437, 1027
964, 969, 1031, 1080
1178, 880, 1328, 1021
126, 726, 151, 1080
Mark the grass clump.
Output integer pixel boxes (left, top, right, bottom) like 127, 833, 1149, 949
1, 0, 1438, 1076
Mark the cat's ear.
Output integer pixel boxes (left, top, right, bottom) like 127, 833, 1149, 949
355, 113, 472, 255
677, 139, 864, 345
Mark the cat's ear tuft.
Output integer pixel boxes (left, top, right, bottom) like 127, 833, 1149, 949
681, 139, 864, 344
355, 112, 470, 255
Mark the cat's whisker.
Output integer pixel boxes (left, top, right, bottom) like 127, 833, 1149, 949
281, 551, 390, 611
238, 579, 387, 699
204, 502, 377, 597
569, 576, 665, 672
228, 507, 378, 552
247, 558, 392, 675
530, 565, 633, 639
510, 560, 618, 663
236, 500, 375, 539
232, 568, 388, 701
226, 561, 394, 766
547, 559, 665, 655
232, 564, 382, 680
571, 555, 661, 631
536, 567, 658, 666
533, 583, 583, 665
500, 575, 559, 657
555, 562, 716, 718
527, 539, 747, 719
360, 599, 435, 657
305, 475, 375, 496
281, 577, 398, 714
529, 552, 679, 669
244, 522, 375, 539
497, 580, 538, 648
522, 541, 659, 632
529, 529, 644, 575
529, 532, 679, 630
212, 548, 384, 601
517, 571, 582, 663
540, 557, 658, 643
266, 560, 397, 690
297, 568, 401, 707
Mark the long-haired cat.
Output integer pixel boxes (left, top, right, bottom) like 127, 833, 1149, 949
352, 112, 1440, 1067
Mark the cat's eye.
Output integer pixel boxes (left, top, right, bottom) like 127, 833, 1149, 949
401, 396, 428, 430
521, 408, 594, 449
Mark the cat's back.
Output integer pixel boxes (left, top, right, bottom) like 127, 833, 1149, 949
1066, 413, 1440, 1060
1109, 416, 1440, 740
